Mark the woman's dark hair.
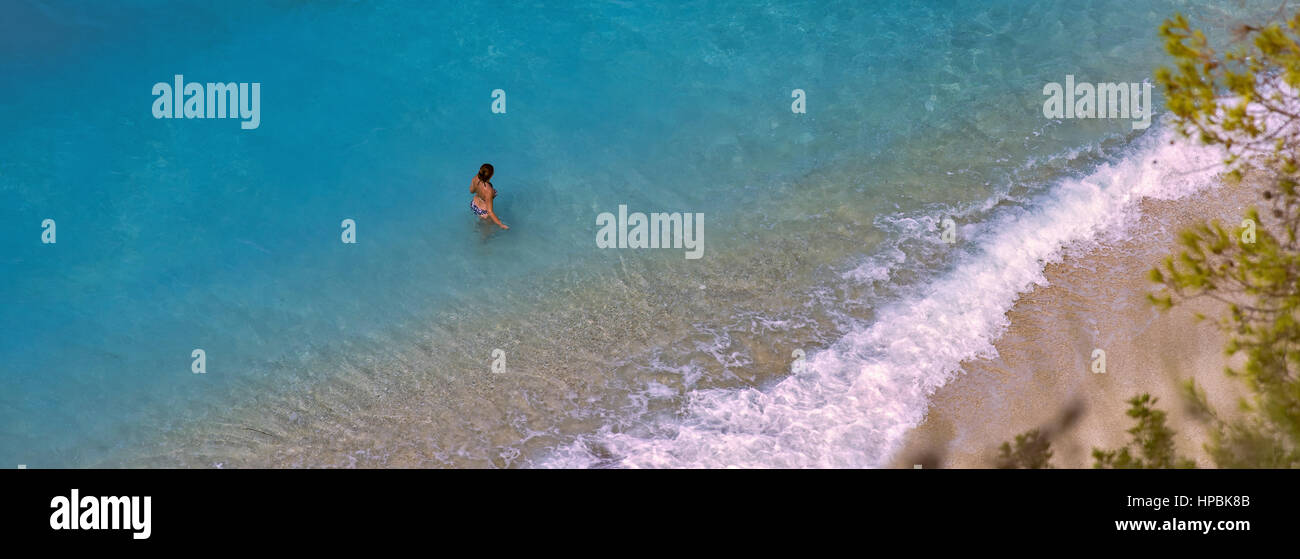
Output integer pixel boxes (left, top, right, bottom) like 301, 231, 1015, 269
478, 163, 494, 181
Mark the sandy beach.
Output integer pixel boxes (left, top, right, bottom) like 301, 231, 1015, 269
892, 177, 1260, 468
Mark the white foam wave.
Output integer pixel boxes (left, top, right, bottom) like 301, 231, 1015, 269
545, 128, 1224, 468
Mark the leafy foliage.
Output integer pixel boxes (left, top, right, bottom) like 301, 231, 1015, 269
996, 428, 1054, 469
1092, 395, 1196, 469
1148, 12, 1300, 468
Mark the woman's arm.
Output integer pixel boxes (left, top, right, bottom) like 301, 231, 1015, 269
483, 195, 508, 229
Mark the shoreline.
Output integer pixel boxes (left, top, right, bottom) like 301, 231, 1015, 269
112, 131, 1248, 469
890, 176, 1258, 468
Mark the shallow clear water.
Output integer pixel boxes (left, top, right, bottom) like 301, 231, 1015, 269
0, 0, 1270, 467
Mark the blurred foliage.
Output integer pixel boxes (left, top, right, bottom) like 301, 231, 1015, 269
1092, 395, 1196, 469
1148, 10, 1300, 468
996, 428, 1054, 469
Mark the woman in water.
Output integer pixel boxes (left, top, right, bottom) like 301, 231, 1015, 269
470, 163, 508, 230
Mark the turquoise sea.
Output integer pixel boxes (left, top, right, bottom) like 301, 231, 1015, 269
0, 0, 1269, 467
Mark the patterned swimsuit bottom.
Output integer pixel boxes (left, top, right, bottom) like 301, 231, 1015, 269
471, 184, 496, 216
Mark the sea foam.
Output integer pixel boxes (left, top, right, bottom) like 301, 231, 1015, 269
543, 127, 1225, 468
